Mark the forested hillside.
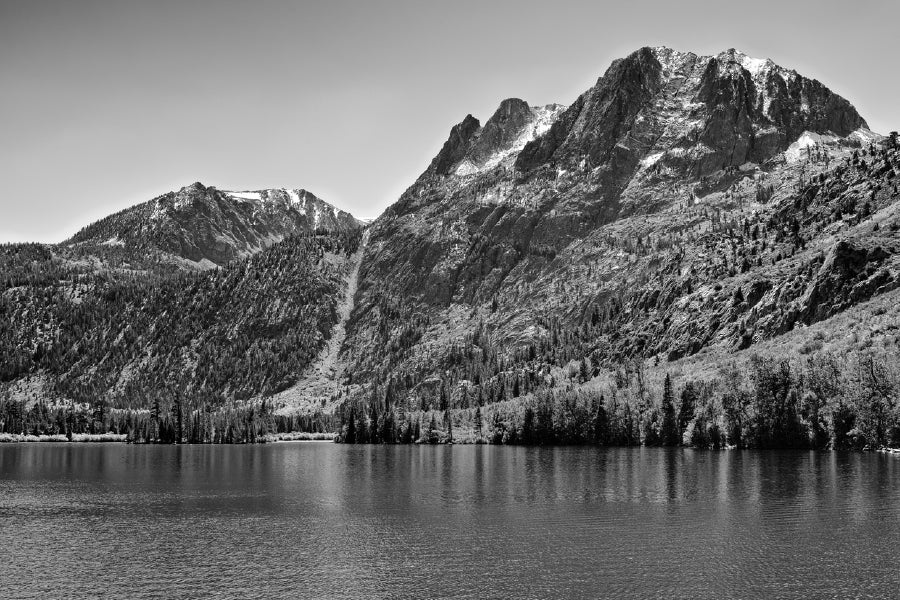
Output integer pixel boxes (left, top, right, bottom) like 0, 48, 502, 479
0, 224, 361, 440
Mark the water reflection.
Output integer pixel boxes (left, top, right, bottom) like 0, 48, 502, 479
1, 444, 899, 599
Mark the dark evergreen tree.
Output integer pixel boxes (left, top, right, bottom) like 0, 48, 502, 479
474, 406, 483, 442
660, 374, 678, 446
593, 395, 608, 445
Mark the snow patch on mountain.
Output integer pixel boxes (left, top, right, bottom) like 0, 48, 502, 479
101, 236, 124, 247
285, 189, 301, 204
740, 55, 770, 77
454, 160, 480, 177
640, 152, 665, 168
850, 128, 883, 144
784, 131, 835, 162
226, 191, 261, 201
783, 129, 882, 163
454, 103, 566, 176
720, 49, 776, 82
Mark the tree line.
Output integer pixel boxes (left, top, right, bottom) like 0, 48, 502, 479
0, 394, 335, 443
337, 346, 900, 450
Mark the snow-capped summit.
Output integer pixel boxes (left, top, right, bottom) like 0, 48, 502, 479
515, 45, 866, 175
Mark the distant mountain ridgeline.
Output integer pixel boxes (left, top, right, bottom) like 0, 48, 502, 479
66, 182, 362, 268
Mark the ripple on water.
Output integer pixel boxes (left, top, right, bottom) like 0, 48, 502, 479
1, 444, 899, 599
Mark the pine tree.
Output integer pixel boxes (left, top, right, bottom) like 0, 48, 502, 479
172, 393, 183, 443
427, 414, 438, 444
660, 374, 678, 446
92, 398, 107, 434
151, 395, 161, 442
521, 405, 536, 445
593, 395, 608, 445
474, 406, 483, 442
439, 380, 448, 412
379, 408, 394, 443
491, 410, 503, 444
368, 400, 379, 443
345, 406, 357, 443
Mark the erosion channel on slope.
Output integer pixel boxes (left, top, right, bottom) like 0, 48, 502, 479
273, 228, 370, 415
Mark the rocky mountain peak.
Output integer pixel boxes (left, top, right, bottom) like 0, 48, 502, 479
426, 100, 568, 179
184, 181, 208, 192
516, 45, 869, 178
67, 183, 361, 268
428, 114, 482, 176
467, 98, 533, 164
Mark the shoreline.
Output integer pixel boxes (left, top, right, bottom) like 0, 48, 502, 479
0, 432, 337, 444
0, 433, 127, 443
1, 433, 898, 454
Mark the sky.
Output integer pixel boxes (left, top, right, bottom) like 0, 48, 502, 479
1, 0, 898, 243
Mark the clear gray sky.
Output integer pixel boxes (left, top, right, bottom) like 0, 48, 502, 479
2, 0, 897, 243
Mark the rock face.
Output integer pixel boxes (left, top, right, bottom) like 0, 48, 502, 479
516, 47, 866, 177
799, 241, 894, 325
67, 182, 362, 267
423, 101, 568, 179
340, 45, 891, 405
429, 115, 482, 176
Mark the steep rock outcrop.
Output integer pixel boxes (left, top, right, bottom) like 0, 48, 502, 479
799, 241, 894, 324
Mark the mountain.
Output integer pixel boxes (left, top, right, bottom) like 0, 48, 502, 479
333, 46, 899, 448
1, 183, 364, 422
67, 182, 361, 269
345, 45, 878, 374
3, 229, 360, 397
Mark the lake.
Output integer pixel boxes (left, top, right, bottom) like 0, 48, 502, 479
1, 443, 899, 599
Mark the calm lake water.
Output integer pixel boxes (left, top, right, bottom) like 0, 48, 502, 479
1, 443, 899, 599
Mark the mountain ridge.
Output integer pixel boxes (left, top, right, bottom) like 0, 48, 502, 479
65, 181, 362, 269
